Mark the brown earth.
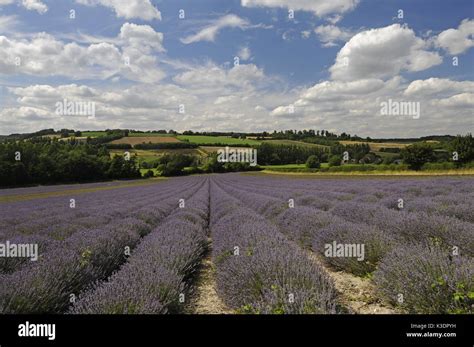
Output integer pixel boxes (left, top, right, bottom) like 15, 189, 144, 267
186, 246, 233, 314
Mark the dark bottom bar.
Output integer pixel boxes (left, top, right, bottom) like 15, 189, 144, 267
0, 314, 472, 346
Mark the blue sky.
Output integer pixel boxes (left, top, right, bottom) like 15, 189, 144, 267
0, 0, 473, 137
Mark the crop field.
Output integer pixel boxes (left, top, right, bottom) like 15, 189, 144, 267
81, 131, 107, 138
110, 136, 182, 146
264, 139, 330, 148
0, 174, 472, 315
338, 141, 410, 151
177, 135, 261, 146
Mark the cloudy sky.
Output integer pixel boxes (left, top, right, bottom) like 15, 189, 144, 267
0, 0, 473, 137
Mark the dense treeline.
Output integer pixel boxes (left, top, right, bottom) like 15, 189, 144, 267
104, 143, 132, 150
257, 143, 329, 165
0, 139, 140, 187
401, 134, 474, 170
140, 153, 261, 177
330, 143, 371, 161
86, 130, 127, 145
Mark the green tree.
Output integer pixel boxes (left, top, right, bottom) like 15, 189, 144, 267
143, 170, 154, 178
401, 143, 435, 170
306, 155, 321, 169
159, 154, 194, 176
203, 154, 224, 173
328, 155, 342, 167
451, 134, 474, 165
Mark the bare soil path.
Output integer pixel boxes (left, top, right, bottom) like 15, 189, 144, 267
186, 240, 233, 314
306, 251, 400, 314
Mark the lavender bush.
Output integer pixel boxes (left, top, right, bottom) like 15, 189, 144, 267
374, 243, 473, 314
70, 182, 209, 314
210, 183, 340, 314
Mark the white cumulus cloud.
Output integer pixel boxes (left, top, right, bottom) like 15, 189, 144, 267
435, 19, 474, 55
75, 0, 161, 21
314, 24, 354, 47
0, 23, 166, 83
0, 0, 47, 14
330, 24, 442, 81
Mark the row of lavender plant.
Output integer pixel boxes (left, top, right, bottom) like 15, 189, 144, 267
0, 177, 206, 313
0, 178, 201, 274
217, 175, 473, 222
210, 180, 341, 314
0, 179, 195, 240
70, 179, 210, 314
0, 180, 132, 197
214, 178, 390, 277
215, 175, 473, 313
216, 176, 473, 259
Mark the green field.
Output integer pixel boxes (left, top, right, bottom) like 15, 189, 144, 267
177, 135, 260, 146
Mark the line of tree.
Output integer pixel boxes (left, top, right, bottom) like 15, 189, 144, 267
151, 153, 260, 176
330, 143, 371, 162
401, 134, 473, 170
257, 143, 329, 165
104, 143, 132, 150
86, 130, 127, 145
0, 139, 140, 187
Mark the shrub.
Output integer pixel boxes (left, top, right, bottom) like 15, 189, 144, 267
374, 243, 473, 313
306, 155, 321, 169
143, 170, 154, 178
104, 143, 132, 150
328, 155, 341, 167
313, 220, 396, 276
401, 143, 435, 170
450, 133, 474, 165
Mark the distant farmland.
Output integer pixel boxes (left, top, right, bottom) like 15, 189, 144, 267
177, 135, 260, 146
110, 136, 181, 146
339, 141, 410, 151
264, 139, 330, 148
128, 133, 177, 137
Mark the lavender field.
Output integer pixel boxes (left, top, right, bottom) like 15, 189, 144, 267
0, 174, 472, 314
